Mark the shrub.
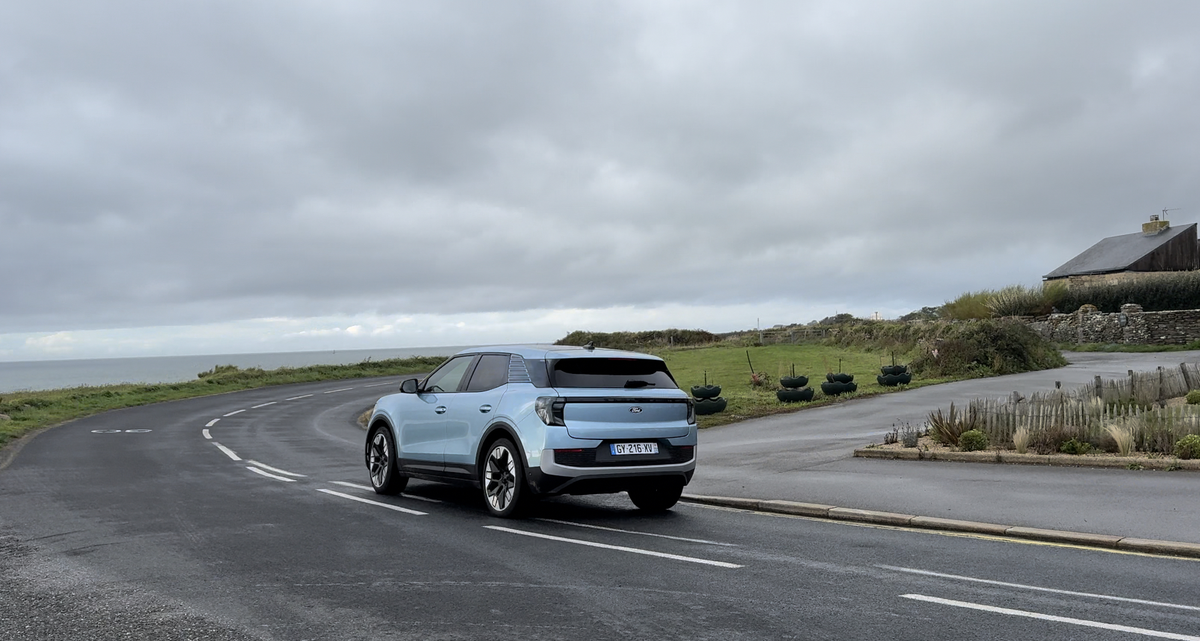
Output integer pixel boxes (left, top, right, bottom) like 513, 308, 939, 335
1055, 270, 1200, 313
908, 320, 1067, 378
555, 329, 719, 351
927, 403, 978, 446
1175, 434, 1200, 460
1059, 438, 1093, 456
1186, 390, 1200, 405
958, 429, 989, 452
900, 423, 922, 448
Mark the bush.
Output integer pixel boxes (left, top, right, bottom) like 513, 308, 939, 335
908, 320, 1068, 378
1055, 270, 1200, 313
1186, 390, 1200, 405
1175, 434, 1200, 460
958, 429, 989, 452
1059, 438, 1093, 456
555, 329, 719, 351
927, 403, 978, 446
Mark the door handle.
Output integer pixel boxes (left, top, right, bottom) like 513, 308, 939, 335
479, 404, 493, 413
435, 406, 447, 414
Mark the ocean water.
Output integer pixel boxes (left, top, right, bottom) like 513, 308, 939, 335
0, 346, 465, 394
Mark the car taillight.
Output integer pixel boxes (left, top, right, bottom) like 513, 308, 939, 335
686, 398, 696, 425
535, 397, 566, 426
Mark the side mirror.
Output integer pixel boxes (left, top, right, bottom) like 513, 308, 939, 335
399, 378, 420, 394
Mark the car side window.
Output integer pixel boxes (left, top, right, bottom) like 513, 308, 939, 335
465, 354, 510, 392
422, 356, 475, 393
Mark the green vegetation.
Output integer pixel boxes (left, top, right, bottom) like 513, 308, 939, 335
556, 329, 719, 351
1175, 434, 1200, 460
830, 319, 1067, 377
1058, 437, 1093, 456
958, 429, 989, 452
1188, 390, 1200, 405
0, 357, 445, 449
926, 403, 977, 446
1060, 341, 1200, 353
941, 271, 1200, 320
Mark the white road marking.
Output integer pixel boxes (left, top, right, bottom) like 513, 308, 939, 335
534, 518, 734, 547
246, 460, 307, 477
317, 489, 427, 515
205, 418, 220, 427
202, 429, 212, 440
329, 481, 443, 503
901, 594, 1200, 641
223, 409, 245, 417
880, 565, 1200, 612
286, 394, 313, 401
484, 526, 742, 568
323, 387, 355, 394
213, 442, 241, 461
247, 466, 297, 483
251, 402, 277, 409
363, 382, 396, 388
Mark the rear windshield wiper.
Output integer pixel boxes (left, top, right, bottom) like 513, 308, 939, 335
623, 380, 656, 388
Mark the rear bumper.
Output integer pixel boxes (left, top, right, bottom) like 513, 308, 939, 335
528, 449, 696, 495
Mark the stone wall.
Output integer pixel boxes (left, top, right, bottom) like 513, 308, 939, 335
1024, 305, 1200, 345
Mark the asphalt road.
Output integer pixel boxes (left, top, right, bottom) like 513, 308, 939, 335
2, 374, 1199, 640
694, 350, 1200, 544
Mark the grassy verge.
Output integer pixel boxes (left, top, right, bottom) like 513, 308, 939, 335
1059, 341, 1200, 353
0, 356, 445, 449
653, 344, 962, 428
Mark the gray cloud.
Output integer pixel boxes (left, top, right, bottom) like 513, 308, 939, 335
2, 0, 1198, 336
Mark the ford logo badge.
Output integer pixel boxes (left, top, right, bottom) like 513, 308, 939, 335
629, 406, 643, 414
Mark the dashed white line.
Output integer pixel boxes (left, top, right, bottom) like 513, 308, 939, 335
329, 481, 443, 503
880, 566, 1200, 612
363, 382, 396, 388
286, 394, 313, 401
247, 466, 297, 483
202, 429, 212, 440
900, 594, 1200, 641
323, 387, 355, 394
484, 526, 742, 568
252, 402, 277, 409
223, 409, 245, 417
212, 442, 241, 461
534, 518, 735, 547
205, 418, 220, 427
246, 460, 307, 478
317, 489, 427, 515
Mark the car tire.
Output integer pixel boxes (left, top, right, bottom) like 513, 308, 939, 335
628, 481, 684, 512
481, 438, 528, 518
366, 426, 408, 495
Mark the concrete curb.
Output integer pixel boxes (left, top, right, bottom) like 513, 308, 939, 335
853, 447, 1200, 471
681, 493, 1200, 560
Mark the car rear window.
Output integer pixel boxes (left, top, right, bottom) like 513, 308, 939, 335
549, 358, 677, 389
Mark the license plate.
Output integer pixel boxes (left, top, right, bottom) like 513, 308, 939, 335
611, 442, 658, 456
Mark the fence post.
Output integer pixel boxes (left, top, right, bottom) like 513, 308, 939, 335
1094, 375, 1103, 399
1158, 366, 1166, 403
1182, 363, 1195, 391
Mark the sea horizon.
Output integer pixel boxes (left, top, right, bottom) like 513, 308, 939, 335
0, 346, 468, 394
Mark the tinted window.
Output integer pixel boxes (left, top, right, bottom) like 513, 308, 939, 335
465, 354, 510, 392
524, 359, 551, 388
550, 358, 677, 389
422, 356, 475, 393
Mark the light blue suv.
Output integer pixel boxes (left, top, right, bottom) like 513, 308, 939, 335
364, 344, 697, 517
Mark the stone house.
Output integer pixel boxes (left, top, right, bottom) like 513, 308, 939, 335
1043, 217, 1199, 287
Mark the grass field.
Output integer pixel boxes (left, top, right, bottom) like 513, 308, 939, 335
652, 343, 960, 427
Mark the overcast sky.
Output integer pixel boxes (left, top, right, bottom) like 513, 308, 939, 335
2, 1, 1198, 361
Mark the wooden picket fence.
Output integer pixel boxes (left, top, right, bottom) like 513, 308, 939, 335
952, 363, 1200, 453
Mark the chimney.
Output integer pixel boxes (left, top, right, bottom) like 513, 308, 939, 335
1142, 214, 1169, 235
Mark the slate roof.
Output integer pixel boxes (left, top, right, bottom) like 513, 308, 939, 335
1044, 223, 1197, 279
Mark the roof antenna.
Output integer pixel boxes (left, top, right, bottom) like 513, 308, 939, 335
1162, 207, 1180, 218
